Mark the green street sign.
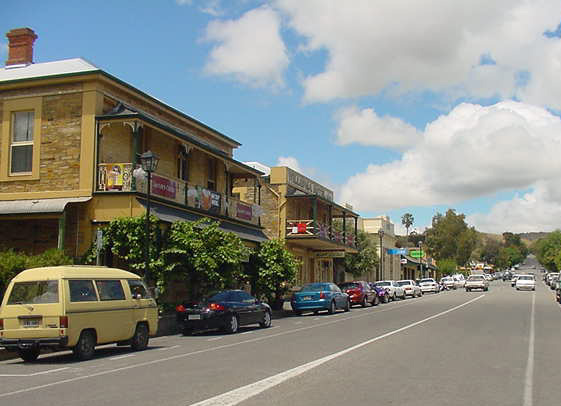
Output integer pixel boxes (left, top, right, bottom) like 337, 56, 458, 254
410, 250, 424, 258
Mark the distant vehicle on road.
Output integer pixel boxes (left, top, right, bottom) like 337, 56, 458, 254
374, 281, 406, 301
515, 275, 535, 291
440, 276, 456, 290
418, 278, 440, 294
465, 275, 489, 292
291, 283, 350, 315
397, 280, 422, 297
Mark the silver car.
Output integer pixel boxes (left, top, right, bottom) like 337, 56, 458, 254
418, 278, 440, 294
465, 275, 489, 292
515, 275, 535, 291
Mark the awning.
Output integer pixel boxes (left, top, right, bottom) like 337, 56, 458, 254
0, 197, 91, 215
138, 200, 269, 243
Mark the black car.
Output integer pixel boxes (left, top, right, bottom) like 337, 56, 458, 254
175, 290, 272, 335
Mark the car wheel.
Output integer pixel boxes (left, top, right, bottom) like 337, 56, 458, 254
392, 293, 397, 301
361, 296, 368, 308
224, 314, 239, 334
345, 299, 351, 312
73, 330, 96, 361
328, 300, 336, 314
383, 294, 389, 303
466, 288, 469, 292
372, 295, 379, 306
17, 348, 40, 362
182, 328, 193, 336
131, 323, 149, 351
259, 311, 272, 328
313, 310, 320, 315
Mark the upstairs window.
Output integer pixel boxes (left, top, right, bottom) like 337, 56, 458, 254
207, 157, 217, 191
177, 149, 189, 182
10, 111, 34, 174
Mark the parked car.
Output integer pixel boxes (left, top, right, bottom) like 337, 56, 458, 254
368, 282, 390, 304
556, 280, 561, 303
452, 274, 466, 288
397, 280, 422, 297
291, 283, 350, 315
338, 281, 377, 307
418, 278, 440, 294
549, 274, 559, 290
0, 266, 158, 362
440, 276, 456, 290
465, 275, 489, 292
515, 275, 536, 291
176, 290, 272, 335
374, 281, 406, 301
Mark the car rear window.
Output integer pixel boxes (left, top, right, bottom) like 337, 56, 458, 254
375, 282, 391, 287
420, 279, 434, 283
7, 280, 59, 304
468, 276, 484, 280
301, 283, 329, 292
397, 281, 410, 286
518, 276, 534, 280
339, 283, 360, 289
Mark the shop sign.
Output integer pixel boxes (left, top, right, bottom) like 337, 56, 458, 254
151, 175, 177, 200
315, 251, 345, 258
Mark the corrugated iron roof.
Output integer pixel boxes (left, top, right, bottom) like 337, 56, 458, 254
0, 58, 99, 82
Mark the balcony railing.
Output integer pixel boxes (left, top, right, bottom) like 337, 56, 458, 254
286, 219, 356, 248
97, 163, 262, 226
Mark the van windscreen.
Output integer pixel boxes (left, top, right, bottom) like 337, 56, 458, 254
7, 281, 59, 304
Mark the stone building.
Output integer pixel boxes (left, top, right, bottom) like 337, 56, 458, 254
360, 216, 402, 281
235, 164, 358, 286
0, 28, 267, 259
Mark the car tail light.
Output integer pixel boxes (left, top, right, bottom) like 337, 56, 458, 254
59, 316, 68, 329
176, 304, 186, 312
209, 303, 225, 311
0, 318, 3, 330
320, 292, 326, 299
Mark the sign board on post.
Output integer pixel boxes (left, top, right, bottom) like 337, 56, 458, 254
388, 248, 407, 255
410, 250, 424, 258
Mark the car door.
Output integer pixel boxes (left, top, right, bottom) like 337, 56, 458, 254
330, 284, 345, 308
232, 291, 259, 325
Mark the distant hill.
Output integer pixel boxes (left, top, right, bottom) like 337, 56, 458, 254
517, 232, 549, 243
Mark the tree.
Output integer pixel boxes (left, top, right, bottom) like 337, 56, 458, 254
344, 231, 378, 277
247, 239, 299, 309
437, 258, 458, 275
161, 218, 250, 300
401, 213, 414, 236
424, 209, 477, 266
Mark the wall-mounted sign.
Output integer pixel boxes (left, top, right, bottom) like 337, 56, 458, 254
286, 167, 334, 201
151, 175, 177, 200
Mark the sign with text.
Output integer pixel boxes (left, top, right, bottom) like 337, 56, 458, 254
388, 248, 407, 255
151, 175, 177, 200
409, 250, 425, 258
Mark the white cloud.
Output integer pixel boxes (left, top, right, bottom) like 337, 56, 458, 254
340, 101, 561, 215
277, 156, 303, 173
203, 6, 289, 88
467, 183, 561, 233
335, 106, 422, 151
274, 0, 561, 108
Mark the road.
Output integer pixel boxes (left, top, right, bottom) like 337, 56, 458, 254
1, 270, 560, 406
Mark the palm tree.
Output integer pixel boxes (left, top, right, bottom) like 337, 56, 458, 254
401, 213, 414, 236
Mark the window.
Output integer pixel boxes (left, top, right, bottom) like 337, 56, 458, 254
10, 111, 34, 174
95, 280, 125, 301
7, 281, 59, 304
177, 148, 189, 181
207, 157, 217, 191
128, 279, 151, 299
1, 97, 41, 181
69, 280, 98, 302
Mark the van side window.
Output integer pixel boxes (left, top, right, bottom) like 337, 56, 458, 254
95, 280, 125, 301
69, 280, 98, 302
127, 280, 151, 299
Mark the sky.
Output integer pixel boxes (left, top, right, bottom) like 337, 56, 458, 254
2, 0, 561, 235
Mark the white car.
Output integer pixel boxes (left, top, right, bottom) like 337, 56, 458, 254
515, 275, 535, 291
465, 275, 489, 292
452, 274, 466, 288
397, 280, 422, 297
440, 277, 456, 290
375, 281, 406, 301
418, 278, 440, 294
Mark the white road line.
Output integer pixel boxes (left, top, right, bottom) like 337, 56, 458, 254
0, 367, 69, 377
187, 295, 485, 406
0, 292, 461, 398
207, 337, 224, 341
523, 291, 536, 406
110, 354, 136, 360
156, 345, 180, 351
240, 332, 253, 335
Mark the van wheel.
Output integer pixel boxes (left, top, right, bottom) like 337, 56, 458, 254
73, 330, 96, 360
18, 348, 40, 362
131, 323, 149, 351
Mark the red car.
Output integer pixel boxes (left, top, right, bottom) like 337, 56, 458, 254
338, 281, 377, 307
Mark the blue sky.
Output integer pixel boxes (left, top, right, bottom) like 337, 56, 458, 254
3, 0, 561, 234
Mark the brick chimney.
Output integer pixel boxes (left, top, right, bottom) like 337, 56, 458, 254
5, 28, 37, 66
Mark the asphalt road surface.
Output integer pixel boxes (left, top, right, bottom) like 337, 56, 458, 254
1, 269, 559, 406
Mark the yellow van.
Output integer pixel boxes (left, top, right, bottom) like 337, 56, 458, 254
0, 266, 158, 362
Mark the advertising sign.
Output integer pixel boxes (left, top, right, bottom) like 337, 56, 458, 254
151, 175, 177, 200
236, 202, 253, 221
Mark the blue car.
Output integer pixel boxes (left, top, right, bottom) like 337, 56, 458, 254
291, 282, 350, 315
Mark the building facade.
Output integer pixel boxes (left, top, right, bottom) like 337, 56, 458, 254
360, 216, 402, 281
235, 165, 359, 286
0, 28, 266, 260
